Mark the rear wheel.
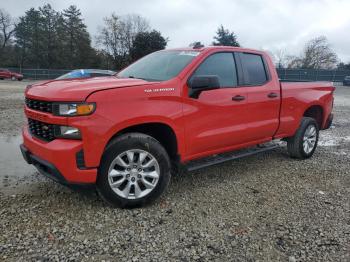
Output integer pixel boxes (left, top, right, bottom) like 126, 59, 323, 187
97, 133, 171, 208
287, 117, 319, 159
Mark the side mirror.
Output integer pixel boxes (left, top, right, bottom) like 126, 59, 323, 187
188, 75, 220, 98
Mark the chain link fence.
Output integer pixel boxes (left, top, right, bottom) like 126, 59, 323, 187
276, 68, 350, 83
7, 68, 71, 80
4, 67, 350, 82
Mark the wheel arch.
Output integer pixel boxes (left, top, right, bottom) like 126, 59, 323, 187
303, 105, 324, 129
105, 121, 181, 162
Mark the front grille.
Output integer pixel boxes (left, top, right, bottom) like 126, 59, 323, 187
25, 98, 52, 113
28, 118, 55, 142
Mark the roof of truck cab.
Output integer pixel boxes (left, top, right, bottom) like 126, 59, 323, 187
164, 46, 265, 54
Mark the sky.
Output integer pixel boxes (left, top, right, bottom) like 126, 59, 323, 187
3, 0, 350, 62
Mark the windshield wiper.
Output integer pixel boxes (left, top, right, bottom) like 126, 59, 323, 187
127, 75, 158, 82
128, 75, 144, 80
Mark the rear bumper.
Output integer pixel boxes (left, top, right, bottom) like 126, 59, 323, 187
21, 127, 97, 185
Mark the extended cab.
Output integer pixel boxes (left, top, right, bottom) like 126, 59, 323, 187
20, 46, 334, 207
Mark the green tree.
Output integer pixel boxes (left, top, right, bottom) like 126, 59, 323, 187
14, 16, 28, 68
62, 5, 94, 68
337, 62, 350, 70
14, 5, 96, 69
39, 4, 62, 68
15, 8, 44, 68
130, 30, 167, 61
212, 25, 240, 47
189, 41, 204, 48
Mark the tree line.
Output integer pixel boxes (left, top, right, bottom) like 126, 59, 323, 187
1, 5, 348, 71
0, 5, 169, 70
0, 5, 240, 71
0, 5, 243, 71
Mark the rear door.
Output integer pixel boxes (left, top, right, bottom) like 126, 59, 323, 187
184, 52, 250, 157
237, 52, 280, 141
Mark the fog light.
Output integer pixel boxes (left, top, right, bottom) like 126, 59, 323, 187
55, 126, 81, 139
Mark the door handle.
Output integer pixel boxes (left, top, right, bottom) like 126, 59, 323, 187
232, 95, 245, 101
267, 92, 278, 98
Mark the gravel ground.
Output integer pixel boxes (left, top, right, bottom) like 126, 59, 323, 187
0, 80, 349, 261
0, 80, 26, 135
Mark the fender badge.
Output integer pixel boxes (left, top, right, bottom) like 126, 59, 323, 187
144, 88, 175, 93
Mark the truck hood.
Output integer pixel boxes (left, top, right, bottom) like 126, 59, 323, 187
26, 76, 157, 101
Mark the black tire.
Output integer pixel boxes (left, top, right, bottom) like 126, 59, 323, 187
97, 132, 171, 208
287, 117, 319, 159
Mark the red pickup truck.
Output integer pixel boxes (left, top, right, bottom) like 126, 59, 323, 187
20, 46, 334, 207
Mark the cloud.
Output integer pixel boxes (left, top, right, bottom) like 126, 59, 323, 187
5, 0, 350, 62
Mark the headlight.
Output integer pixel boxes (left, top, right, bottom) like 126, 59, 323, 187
55, 126, 81, 139
53, 102, 95, 116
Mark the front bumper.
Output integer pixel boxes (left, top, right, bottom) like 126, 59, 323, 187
21, 127, 97, 185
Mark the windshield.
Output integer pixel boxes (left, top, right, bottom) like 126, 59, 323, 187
117, 50, 200, 81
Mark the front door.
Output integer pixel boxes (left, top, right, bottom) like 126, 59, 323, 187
183, 52, 249, 158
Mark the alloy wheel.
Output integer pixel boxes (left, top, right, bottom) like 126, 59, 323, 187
107, 149, 160, 199
303, 125, 317, 154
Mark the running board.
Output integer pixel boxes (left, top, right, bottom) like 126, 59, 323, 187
185, 144, 279, 172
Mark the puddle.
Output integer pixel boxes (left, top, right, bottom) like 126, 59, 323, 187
0, 135, 37, 194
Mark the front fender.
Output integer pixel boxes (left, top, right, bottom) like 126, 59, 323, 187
70, 86, 184, 168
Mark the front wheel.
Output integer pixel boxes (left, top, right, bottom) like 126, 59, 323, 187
287, 117, 319, 159
97, 133, 171, 208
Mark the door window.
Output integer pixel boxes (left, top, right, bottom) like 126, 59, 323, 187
240, 53, 268, 85
191, 53, 238, 87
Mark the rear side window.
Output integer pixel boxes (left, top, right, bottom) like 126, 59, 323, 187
241, 53, 268, 85
192, 53, 237, 87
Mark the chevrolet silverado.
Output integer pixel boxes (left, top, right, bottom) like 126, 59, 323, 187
20, 46, 334, 207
